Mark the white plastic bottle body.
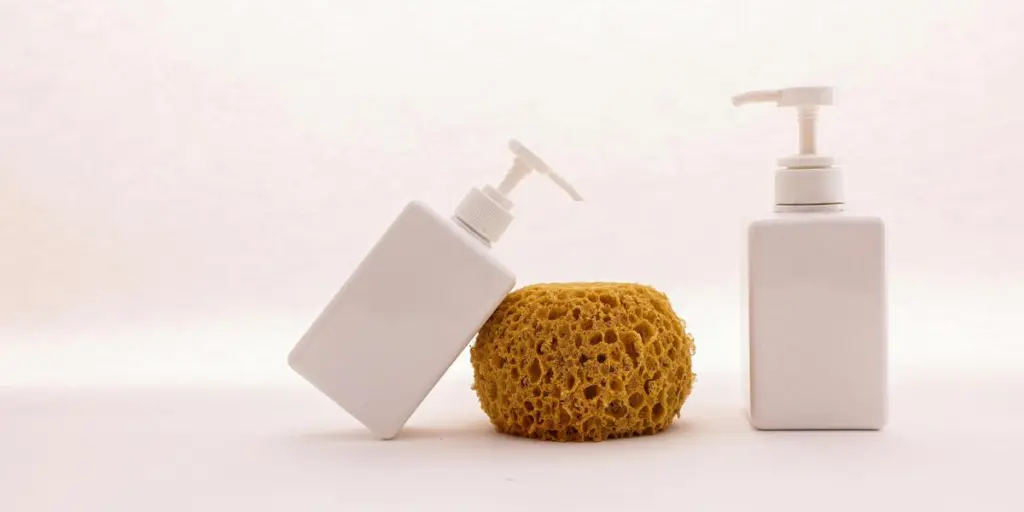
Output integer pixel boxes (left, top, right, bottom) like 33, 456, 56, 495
288, 201, 516, 439
744, 211, 887, 430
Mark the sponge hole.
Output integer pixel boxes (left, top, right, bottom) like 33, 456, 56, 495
548, 307, 568, 320
527, 359, 542, 383
584, 385, 599, 400
522, 415, 535, 429
623, 334, 640, 363
634, 321, 654, 342
606, 401, 627, 419
629, 393, 644, 408
652, 403, 665, 420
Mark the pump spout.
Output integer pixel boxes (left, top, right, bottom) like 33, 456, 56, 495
732, 89, 785, 106
505, 139, 584, 201
733, 86, 843, 208
454, 139, 583, 244
732, 87, 833, 108
732, 86, 835, 169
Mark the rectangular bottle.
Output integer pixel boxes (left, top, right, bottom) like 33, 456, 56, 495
288, 201, 515, 439
288, 139, 583, 439
733, 86, 888, 430
745, 210, 887, 429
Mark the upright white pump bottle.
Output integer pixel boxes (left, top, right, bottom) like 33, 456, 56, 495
734, 87, 887, 430
289, 139, 583, 439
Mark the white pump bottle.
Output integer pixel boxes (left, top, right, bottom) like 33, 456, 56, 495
734, 87, 887, 430
288, 139, 583, 439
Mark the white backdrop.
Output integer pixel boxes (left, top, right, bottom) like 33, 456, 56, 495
1, 0, 1021, 362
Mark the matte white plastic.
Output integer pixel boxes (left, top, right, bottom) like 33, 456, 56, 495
289, 201, 515, 439
774, 167, 844, 206
744, 212, 887, 430
453, 185, 514, 244
454, 139, 582, 244
733, 86, 842, 206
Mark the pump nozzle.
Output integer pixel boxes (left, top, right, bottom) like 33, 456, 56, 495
733, 86, 844, 209
733, 86, 834, 169
454, 139, 583, 244
500, 139, 584, 201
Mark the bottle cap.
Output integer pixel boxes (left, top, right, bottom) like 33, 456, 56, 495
454, 139, 583, 243
733, 86, 844, 209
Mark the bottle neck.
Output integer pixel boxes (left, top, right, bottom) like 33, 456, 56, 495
452, 215, 494, 246
453, 186, 513, 245
774, 203, 843, 213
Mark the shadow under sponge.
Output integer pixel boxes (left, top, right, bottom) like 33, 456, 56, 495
470, 283, 695, 442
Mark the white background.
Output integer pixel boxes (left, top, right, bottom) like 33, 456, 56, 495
1, 1, 1022, 510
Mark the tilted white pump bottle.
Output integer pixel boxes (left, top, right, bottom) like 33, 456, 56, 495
288, 139, 583, 439
734, 87, 887, 430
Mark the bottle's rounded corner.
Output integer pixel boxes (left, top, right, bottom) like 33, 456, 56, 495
873, 215, 887, 233
371, 421, 405, 441
869, 410, 889, 431
497, 265, 517, 286
745, 219, 763, 239
404, 200, 431, 215
286, 345, 305, 374
746, 406, 773, 431
747, 413, 773, 431
376, 429, 400, 441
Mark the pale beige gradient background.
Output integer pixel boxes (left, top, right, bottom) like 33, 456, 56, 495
2, 0, 1021, 371
0, 1, 1022, 510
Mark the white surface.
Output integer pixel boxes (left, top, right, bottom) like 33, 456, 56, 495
747, 213, 886, 429
3, 283, 1023, 511
289, 201, 515, 439
1, 367, 1021, 511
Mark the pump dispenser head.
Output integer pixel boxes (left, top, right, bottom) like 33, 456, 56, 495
455, 139, 583, 243
733, 86, 844, 209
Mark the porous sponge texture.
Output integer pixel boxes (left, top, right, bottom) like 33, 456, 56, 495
471, 283, 695, 442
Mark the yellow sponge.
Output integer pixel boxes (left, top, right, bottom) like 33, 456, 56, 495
471, 283, 695, 442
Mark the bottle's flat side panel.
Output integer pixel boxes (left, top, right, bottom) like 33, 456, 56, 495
741, 222, 753, 424
289, 202, 515, 439
747, 215, 886, 429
